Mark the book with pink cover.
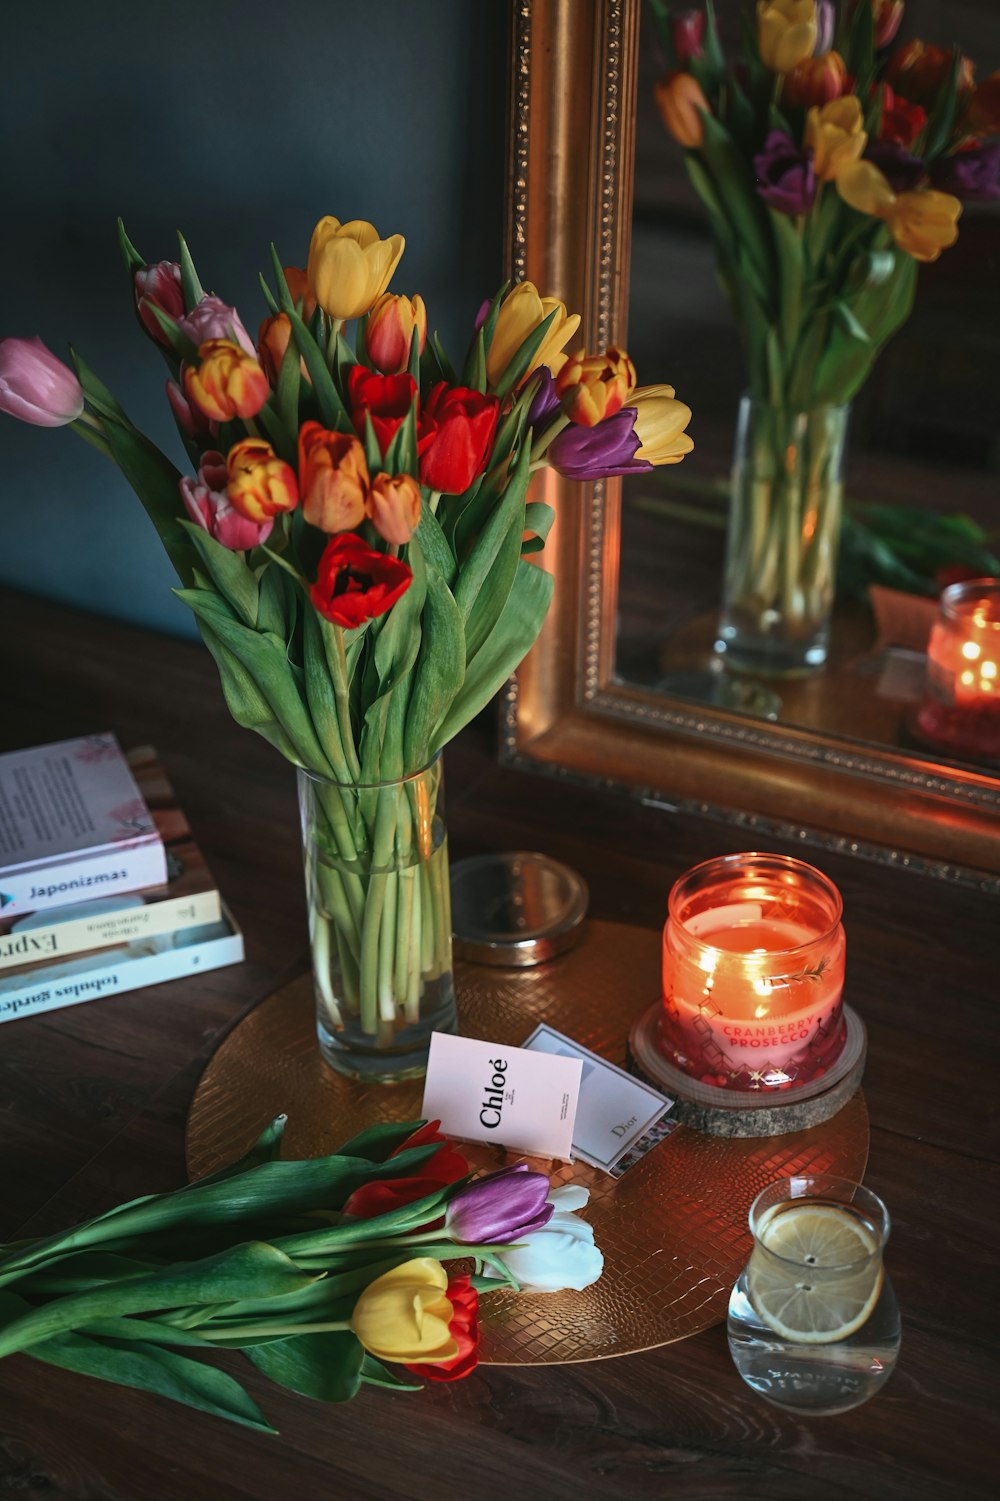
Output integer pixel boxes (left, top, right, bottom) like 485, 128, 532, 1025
0, 734, 167, 917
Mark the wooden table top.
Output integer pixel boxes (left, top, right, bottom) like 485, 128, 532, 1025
0, 587, 996, 1501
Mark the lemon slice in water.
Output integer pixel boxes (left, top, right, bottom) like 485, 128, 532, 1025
747, 1203, 883, 1345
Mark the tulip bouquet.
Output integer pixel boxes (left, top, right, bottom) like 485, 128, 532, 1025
0, 1116, 604, 1430
0, 215, 692, 1075
652, 0, 999, 672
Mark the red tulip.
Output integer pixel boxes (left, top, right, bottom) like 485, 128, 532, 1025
886, 40, 975, 109
404, 1274, 479, 1383
878, 85, 927, 148
310, 533, 412, 628
134, 261, 184, 346
347, 365, 417, 454
671, 9, 705, 66
417, 382, 499, 494
342, 1120, 468, 1221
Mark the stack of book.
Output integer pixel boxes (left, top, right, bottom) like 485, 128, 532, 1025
0, 735, 243, 1023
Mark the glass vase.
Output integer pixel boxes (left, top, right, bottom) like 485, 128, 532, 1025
715, 398, 850, 677
298, 758, 457, 1082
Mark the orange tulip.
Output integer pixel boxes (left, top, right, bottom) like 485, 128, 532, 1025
365, 293, 427, 375
963, 70, 1000, 137
782, 51, 848, 109
654, 70, 710, 148
556, 346, 636, 428
283, 266, 318, 322
257, 313, 293, 384
183, 339, 269, 424
872, 1, 904, 50
226, 438, 299, 524
298, 422, 369, 533
367, 472, 422, 545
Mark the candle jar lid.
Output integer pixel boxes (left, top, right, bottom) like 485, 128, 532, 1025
450, 852, 588, 967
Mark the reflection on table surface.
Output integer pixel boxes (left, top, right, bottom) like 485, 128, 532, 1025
614, 439, 999, 779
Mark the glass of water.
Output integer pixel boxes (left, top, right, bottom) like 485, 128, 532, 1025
728, 1175, 901, 1416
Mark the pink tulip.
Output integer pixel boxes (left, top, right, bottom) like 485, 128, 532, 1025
134, 261, 185, 345
166, 377, 215, 439
178, 296, 255, 356
180, 450, 273, 551
671, 9, 705, 65
0, 336, 85, 427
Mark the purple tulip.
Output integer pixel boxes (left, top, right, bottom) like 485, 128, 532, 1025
929, 143, 1000, 203
548, 406, 653, 480
527, 366, 561, 429
134, 261, 185, 346
754, 131, 817, 215
178, 295, 255, 355
814, 0, 835, 56
0, 336, 84, 427
864, 141, 927, 193
180, 450, 273, 551
444, 1164, 553, 1244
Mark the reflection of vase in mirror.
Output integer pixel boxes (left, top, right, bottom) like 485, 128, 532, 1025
617, 0, 1000, 756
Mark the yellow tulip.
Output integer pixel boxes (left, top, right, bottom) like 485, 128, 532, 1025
485, 281, 581, 388
654, 71, 711, 149
805, 96, 867, 182
836, 160, 896, 220
630, 384, 694, 465
757, 0, 817, 75
307, 217, 405, 322
888, 190, 962, 263
350, 1258, 459, 1365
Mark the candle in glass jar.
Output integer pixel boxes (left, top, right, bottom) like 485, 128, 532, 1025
660, 855, 847, 1091
917, 578, 1000, 763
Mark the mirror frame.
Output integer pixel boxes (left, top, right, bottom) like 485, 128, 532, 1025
502, 0, 1000, 891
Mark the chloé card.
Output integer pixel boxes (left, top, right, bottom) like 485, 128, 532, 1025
522, 1024, 676, 1176
421, 1032, 582, 1159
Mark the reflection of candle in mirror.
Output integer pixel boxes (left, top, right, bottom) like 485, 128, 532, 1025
917, 579, 1000, 763
660, 855, 847, 1092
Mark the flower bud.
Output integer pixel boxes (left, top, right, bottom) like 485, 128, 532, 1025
257, 313, 294, 384
134, 261, 184, 346
365, 293, 427, 375
307, 216, 405, 322
226, 437, 299, 523
178, 295, 255, 356
654, 70, 710, 148
180, 450, 272, 551
367, 472, 422, 545
283, 266, 318, 322
885, 40, 975, 109
630, 384, 694, 465
183, 339, 269, 423
873, 1, 904, 50
0, 336, 84, 427
757, 0, 818, 75
804, 95, 867, 181
782, 51, 848, 109
298, 422, 368, 533
671, 10, 705, 66
555, 346, 636, 428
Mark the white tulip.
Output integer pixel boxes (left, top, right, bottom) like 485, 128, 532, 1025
493, 1184, 604, 1294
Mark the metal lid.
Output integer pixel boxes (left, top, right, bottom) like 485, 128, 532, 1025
450, 851, 589, 967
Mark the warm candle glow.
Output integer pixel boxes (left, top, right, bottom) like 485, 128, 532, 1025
660, 854, 847, 1092
917, 579, 1000, 763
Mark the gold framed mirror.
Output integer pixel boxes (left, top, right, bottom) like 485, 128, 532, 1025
502, 0, 1000, 888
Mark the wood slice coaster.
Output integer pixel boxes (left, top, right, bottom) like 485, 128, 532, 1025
186, 919, 870, 1365
630, 1002, 868, 1138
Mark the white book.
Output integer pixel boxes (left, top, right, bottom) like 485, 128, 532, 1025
0, 734, 167, 917
0, 911, 244, 1025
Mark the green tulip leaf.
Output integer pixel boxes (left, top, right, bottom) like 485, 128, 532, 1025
384, 397, 418, 476
435, 557, 553, 748
415, 500, 458, 585
492, 308, 558, 402
176, 234, 206, 313
462, 326, 488, 394
333, 1119, 429, 1162
249, 1330, 364, 1403
453, 436, 531, 636
360, 1354, 423, 1391
179, 520, 260, 627
287, 306, 351, 432
29, 1331, 276, 1434
144, 303, 199, 362
116, 218, 145, 276
404, 558, 466, 768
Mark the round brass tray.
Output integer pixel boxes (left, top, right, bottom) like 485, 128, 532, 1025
186, 920, 870, 1365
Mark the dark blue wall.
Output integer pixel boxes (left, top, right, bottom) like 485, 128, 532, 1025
1, 0, 508, 636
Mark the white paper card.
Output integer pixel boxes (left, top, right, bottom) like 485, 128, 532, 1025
523, 1024, 676, 1174
421, 1031, 582, 1159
